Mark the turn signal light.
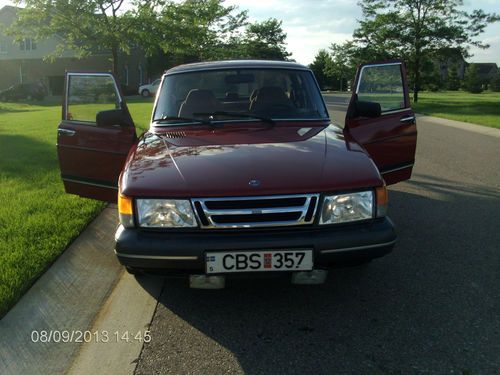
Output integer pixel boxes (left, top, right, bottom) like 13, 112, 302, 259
118, 194, 134, 228
375, 185, 388, 217
118, 194, 133, 215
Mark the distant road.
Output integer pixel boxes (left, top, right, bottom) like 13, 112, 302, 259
322, 92, 350, 123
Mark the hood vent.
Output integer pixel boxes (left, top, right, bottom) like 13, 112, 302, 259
163, 131, 187, 139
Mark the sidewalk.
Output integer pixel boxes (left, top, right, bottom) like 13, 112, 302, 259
0, 207, 122, 375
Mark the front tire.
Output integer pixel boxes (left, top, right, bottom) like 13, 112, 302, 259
141, 89, 150, 98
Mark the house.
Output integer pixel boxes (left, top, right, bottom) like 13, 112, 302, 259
472, 63, 498, 85
436, 49, 467, 80
0, 5, 148, 95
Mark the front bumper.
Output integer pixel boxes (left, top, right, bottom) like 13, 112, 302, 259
114, 217, 397, 273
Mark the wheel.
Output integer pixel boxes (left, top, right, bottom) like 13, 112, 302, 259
125, 266, 143, 275
141, 89, 150, 98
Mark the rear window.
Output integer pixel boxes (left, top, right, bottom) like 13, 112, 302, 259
153, 68, 328, 123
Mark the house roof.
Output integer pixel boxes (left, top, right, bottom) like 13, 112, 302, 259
473, 63, 498, 75
166, 60, 308, 75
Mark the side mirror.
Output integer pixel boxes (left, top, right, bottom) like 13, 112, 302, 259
355, 100, 381, 118
96, 109, 131, 127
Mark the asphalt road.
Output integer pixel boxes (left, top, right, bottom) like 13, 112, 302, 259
134, 95, 500, 375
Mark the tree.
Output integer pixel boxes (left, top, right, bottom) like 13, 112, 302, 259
420, 60, 444, 91
463, 64, 483, 93
237, 18, 291, 60
132, 1, 290, 63
132, 0, 248, 62
352, 0, 499, 102
326, 42, 358, 91
309, 49, 333, 89
10, 0, 132, 74
446, 62, 461, 90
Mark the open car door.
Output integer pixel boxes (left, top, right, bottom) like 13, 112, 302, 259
344, 61, 417, 185
57, 72, 137, 202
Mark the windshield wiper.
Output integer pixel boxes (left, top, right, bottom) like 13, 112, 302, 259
193, 111, 275, 126
153, 115, 211, 126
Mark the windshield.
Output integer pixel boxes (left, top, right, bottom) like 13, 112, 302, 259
153, 68, 328, 124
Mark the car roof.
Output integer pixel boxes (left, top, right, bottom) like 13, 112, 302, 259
165, 60, 310, 75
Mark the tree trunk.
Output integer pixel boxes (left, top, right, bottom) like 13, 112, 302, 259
111, 45, 119, 76
413, 55, 420, 103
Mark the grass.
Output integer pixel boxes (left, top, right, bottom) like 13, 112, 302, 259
412, 91, 500, 129
0, 96, 153, 317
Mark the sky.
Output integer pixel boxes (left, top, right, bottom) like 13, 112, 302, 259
1, 0, 499, 65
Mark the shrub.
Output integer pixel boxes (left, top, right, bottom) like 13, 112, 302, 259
463, 65, 483, 93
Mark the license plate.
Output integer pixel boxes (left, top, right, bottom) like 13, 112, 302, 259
205, 250, 313, 274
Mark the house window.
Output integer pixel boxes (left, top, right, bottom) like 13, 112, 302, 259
0, 41, 7, 54
19, 38, 36, 51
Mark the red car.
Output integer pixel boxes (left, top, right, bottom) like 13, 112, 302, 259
57, 60, 417, 288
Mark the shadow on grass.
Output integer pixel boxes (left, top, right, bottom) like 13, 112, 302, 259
0, 105, 39, 114
133, 174, 499, 374
0, 133, 56, 178
0, 96, 63, 108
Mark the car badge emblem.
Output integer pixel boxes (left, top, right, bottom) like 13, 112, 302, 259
248, 179, 261, 187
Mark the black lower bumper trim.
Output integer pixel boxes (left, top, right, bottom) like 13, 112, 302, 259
115, 217, 397, 273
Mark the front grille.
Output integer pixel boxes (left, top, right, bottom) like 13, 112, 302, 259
192, 194, 319, 229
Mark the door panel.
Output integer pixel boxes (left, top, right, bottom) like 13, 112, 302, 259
344, 61, 417, 185
57, 73, 137, 202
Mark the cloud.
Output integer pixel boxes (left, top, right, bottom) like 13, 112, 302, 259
468, 36, 500, 63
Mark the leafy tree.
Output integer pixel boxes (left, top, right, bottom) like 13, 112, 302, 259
352, 0, 499, 101
446, 62, 461, 90
133, 1, 290, 63
326, 42, 358, 91
463, 64, 483, 93
237, 18, 291, 60
132, 0, 248, 61
309, 49, 333, 89
490, 70, 500, 92
10, 0, 131, 74
420, 60, 444, 91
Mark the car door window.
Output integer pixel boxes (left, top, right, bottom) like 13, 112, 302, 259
66, 74, 120, 123
356, 64, 406, 113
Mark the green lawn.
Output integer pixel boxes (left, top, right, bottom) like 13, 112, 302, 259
412, 91, 500, 129
0, 97, 153, 317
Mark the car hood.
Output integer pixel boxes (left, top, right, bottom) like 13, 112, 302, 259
120, 122, 382, 197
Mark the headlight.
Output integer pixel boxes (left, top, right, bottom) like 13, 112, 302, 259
137, 199, 197, 228
319, 191, 374, 224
